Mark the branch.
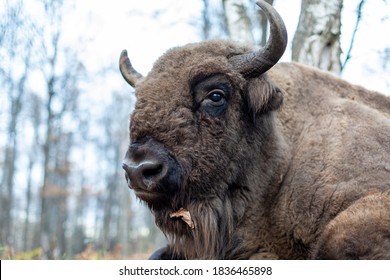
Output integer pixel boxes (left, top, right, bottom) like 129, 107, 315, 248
341, 0, 365, 71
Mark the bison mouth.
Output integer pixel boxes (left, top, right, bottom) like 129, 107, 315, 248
126, 181, 164, 203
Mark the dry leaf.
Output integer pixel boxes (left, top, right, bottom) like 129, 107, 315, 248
169, 208, 195, 229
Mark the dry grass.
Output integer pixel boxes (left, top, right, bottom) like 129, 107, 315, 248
1, 244, 151, 260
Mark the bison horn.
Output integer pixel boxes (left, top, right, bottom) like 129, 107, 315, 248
119, 49, 144, 87
228, 0, 288, 78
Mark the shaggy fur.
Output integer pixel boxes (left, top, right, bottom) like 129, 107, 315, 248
123, 40, 390, 259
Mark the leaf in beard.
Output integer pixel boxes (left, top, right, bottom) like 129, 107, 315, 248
169, 208, 195, 229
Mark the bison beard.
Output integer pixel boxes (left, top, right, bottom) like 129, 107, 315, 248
157, 198, 235, 259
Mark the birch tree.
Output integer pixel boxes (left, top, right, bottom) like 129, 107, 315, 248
292, 0, 343, 74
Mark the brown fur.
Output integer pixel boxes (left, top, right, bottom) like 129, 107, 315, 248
125, 40, 390, 259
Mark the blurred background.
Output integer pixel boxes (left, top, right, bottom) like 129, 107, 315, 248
1, 0, 389, 259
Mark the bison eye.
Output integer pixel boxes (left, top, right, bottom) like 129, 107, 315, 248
191, 74, 232, 117
207, 89, 225, 105
200, 89, 228, 117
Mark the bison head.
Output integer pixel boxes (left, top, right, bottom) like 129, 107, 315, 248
120, 0, 288, 259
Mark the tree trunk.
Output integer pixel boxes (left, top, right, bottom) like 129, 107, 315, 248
40, 74, 56, 258
0, 55, 30, 247
223, 0, 255, 44
202, 0, 211, 39
38, 0, 77, 258
292, 0, 343, 74
23, 158, 34, 251
259, 0, 273, 46
102, 178, 115, 253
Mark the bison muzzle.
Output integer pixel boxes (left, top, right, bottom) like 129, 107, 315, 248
123, 138, 183, 208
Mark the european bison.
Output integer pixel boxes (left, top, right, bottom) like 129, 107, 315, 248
120, 0, 390, 259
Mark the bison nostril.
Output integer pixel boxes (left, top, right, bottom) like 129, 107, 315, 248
142, 163, 163, 181
123, 160, 166, 190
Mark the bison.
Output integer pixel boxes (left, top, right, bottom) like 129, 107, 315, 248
120, 0, 390, 259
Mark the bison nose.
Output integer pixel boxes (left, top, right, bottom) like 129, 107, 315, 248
122, 160, 167, 190
123, 139, 182, 196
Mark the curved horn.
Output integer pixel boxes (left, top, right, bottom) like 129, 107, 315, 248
228, 0, 288, 78
119, 49, 143, 87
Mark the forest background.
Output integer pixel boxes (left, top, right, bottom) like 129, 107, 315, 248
1, 0, 389, 259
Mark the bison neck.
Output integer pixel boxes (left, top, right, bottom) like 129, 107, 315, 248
224, 118, 292, 259
174, 114, 292, 260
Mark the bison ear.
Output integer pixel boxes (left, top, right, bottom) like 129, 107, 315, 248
246, 77, 283, 116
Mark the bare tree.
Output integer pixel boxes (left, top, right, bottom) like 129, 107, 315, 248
97, 91, 135, 257
23, 94, 42, 252
258, 0, 274, 45
202, 0, 212, 39
36, 0, 85, 258
341, 0, 365, 71
201, 0, 273, 45
201, 0, 230, 40
223, 0, 255, 44
292, 0, 343, 74
0, 0, 37, 248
